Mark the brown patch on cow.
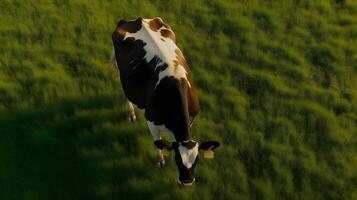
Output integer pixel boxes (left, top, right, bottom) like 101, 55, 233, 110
179, 75, 200, 126
174, 48, 198, 121
148, 17, 176, 42
148, 17, 163, 32
112, 18, 142, 42
175, 48, 199, 120
175, 49, 189, 70
173, 60, 179, 66
186, 75, 200, 124
161, 29, 176, 42
173, 65, 179, 75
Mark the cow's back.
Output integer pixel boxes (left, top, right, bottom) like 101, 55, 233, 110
112, 17, 199, 129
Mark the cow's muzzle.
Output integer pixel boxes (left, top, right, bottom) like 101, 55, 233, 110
178, 178, 195, 186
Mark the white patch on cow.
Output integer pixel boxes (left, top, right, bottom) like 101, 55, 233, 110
178, 142, 199, 169
147, 121, 160, 140
123, 18, 190, 88
147, 121, 176, 142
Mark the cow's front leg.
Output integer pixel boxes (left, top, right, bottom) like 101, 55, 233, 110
157, 149, 165, 167
147, 121, 165, 167
127, 101, 136, 123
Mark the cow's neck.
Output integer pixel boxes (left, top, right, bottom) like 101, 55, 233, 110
175, 132, 192, 142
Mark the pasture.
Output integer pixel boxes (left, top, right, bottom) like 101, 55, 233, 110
0, 0, 356, 199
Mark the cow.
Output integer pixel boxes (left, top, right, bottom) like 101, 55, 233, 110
110, 17, 220, 186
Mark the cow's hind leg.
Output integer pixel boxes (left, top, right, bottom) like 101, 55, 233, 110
127, 101, 136, 123
147, 121, 165, 167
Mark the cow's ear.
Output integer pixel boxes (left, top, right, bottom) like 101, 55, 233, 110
154, 140, 177, 151
199, 141, 220, 151
199, 141, 220, 159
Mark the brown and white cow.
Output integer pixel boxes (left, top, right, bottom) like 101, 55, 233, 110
110, 17, 220, 186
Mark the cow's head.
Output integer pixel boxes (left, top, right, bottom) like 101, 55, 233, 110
154, 139, 220, 186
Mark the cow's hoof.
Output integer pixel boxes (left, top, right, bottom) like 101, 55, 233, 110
158, 160, 165, 168
128, 114, 136, 123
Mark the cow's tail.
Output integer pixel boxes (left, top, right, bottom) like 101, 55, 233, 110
108, 49, 120, 78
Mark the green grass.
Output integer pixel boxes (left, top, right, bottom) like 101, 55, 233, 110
0, 0, 357, 199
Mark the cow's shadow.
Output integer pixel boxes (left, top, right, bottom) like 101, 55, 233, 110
0, 95, 173, 200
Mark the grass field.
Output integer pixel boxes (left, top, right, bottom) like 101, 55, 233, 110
0, 0, 357, 199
